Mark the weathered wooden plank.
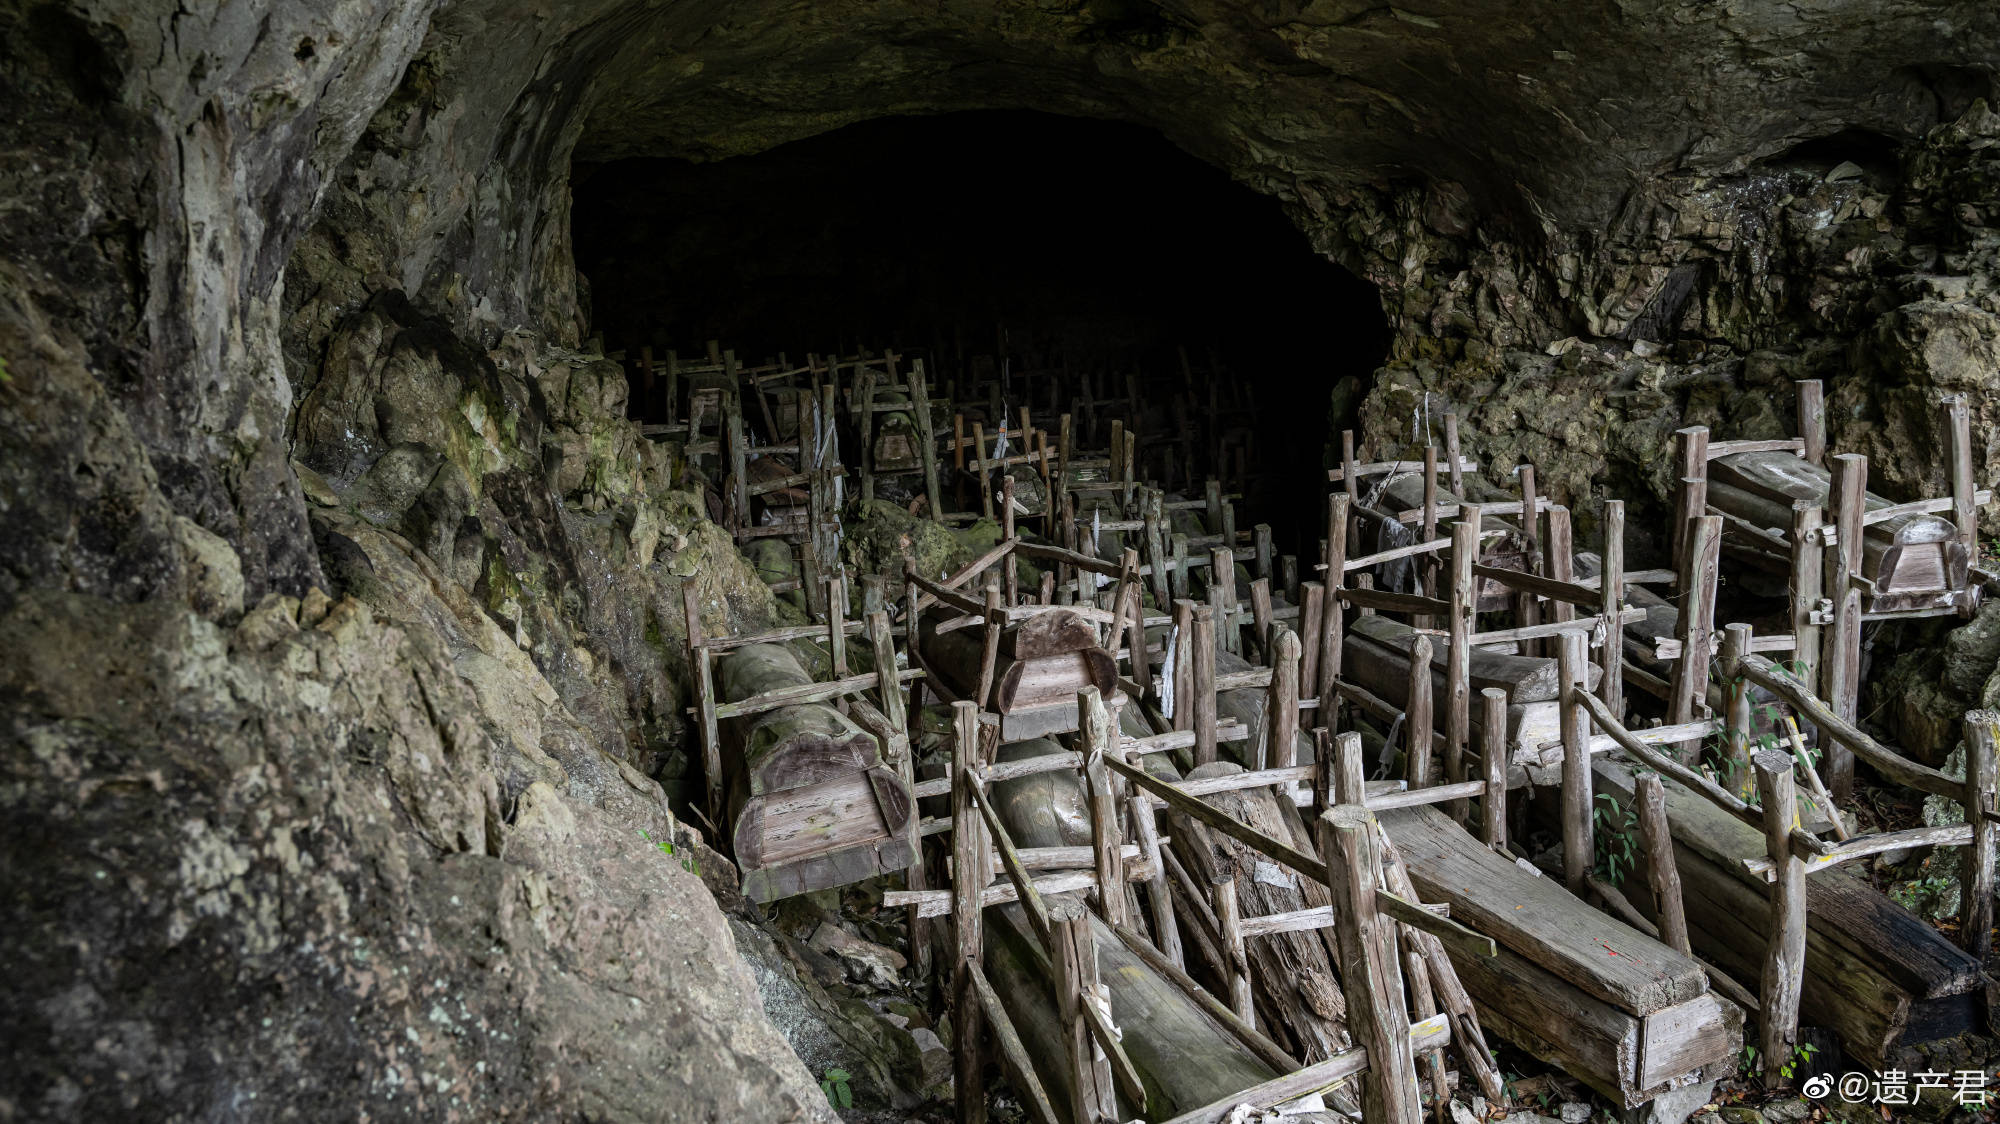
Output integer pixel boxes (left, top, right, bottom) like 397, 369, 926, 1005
1379, 803, 1709, 1015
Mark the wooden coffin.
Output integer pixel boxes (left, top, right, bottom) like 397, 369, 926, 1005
1593, 754, 1985, 1066
1340, 615, 1576, 767
869, 391, 921, 472
1370, 472, 1533, 611
919, 609, 1118, 738
717, 643, 916, 902
1710, 450, 1969, 612
1382, 803, 1742, 1106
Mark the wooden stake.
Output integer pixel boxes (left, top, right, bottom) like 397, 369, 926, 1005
1754, 750, 1807, 1088
1406, 633, 1435, 788
1825, 453, 1867, 801
1300, 582, 1325, 726
1668, 515, 1723, 746
1672, 426, 1710, 565
1635, 772, 1691, 956
1269, 629, 1302, 772
1789, 504, 1823, 694
1721, 623, 1755, 797
1446, 509, 1481, 822
1963, 711, 1997, 960
1193, 605, 1219, 767
1599, 499, 1626, 721
1212, 875, 1254, 1025
1442, 412, 1465, 496
1319, 495, 1350, 726
1248, 578, 1274, 664
1079, 686, 1129, 928
1052, 898, 1115, 1124
1480, 688, 1508, 852
1320, 805, 1422, 1124
1946, 395, 1977, 572
1557, 629, 1593, 892
1517, 465, 1542, 653
952, 701, 990, 1124
1796, 379, 1826, 467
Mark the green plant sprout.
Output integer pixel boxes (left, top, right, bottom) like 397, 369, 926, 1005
1592, 793, 1639, 886
819, 1067, 853, 1108
639, 829, 701, 876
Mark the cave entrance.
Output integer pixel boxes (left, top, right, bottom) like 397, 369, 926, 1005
571, 110, 1387, 551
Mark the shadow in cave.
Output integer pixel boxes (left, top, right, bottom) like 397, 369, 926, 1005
571, 110, 1388, 553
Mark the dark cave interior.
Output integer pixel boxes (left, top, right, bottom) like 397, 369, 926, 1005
572, 111, 1389, 544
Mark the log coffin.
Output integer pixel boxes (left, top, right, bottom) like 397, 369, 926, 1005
717, 643, 916, 902
1709, 450, 1970, 612
920, 608, 1118, 739
1382, 803, 1742, 1107
1592, 754, 1985, 1066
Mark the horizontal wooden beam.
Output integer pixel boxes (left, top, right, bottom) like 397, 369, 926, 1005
1739, 654, 1962, 800
1330, 456, 1477, 482
1156, 1015, 1450, 1124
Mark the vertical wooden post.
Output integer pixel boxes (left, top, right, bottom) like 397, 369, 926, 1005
828, 575, 848, 679
1419, 445, 1441, 631
1144, 490, 1171, 610
1079, 685, 1128, 930
1332, 729, 1368, 806
1669, 515, 1723, 746
1269, 629, 1302, 771
1211, 546, 1239, 656
1249, 578, 1274, 664
914, 360, 945, 523
1406, 633, 1435, 788
1636, 773, 1691, 956
952, 702, 990, 1124
1170, 598, 1195, 732
1962, 711, 1997, 959
683, 579, 722, 821
1796, 379, 1826, 467
1193, 605, 1219, 767
1754, 749, 1807, 1088
1299, 582, 1325, 724
1558, 629, 1594, 893
1051, 898, 1115, 1124
1170, 533, 1190, 604
1254, 523, 1274, 583
1672, 426, 1710, 565
1599, 499, 1626, 720
1480, 688, 1509, 852
973, 421, 994, 520
1721, 623, 1755, 797
977, 582, 1005, 711
868, 609, 905, 731
1212, 875, 1254, 1026
1517, 465, 1543, 653
727, 402, 750, 532
1825, 453, 1867, 801
1341, 430, 1359, 507
1205, 478, 1224, 534
1319, 495, 1350, 726
1790, 504, 1824, 694
1124, 551, 1150, 692
1546, 504, 1575, 643
1001, 476, 1018, 605
1946, 395, 1977, 593
1320, 805, 1422, 1124
1442, 412, 1465, 496
1282, 555, 1300, 605
1446, 508, 1482, 822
